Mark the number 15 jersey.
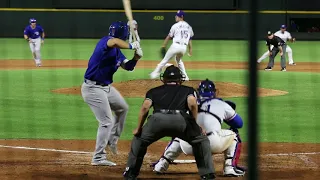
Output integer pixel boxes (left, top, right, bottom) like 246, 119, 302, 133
168, 21, 194, 45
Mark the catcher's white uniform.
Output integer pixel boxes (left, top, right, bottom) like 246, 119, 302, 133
127, 20, 140, 43
153, 98, 245, 177
258, 30, 295, 65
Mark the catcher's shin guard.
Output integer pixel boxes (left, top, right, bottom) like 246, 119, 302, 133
224, 133, 246, 176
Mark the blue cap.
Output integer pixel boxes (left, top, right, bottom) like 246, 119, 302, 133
280, 24, 286, 29
29, 18, 36, 23
176, 10, 185, 18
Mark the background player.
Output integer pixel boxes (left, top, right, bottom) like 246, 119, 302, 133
152, 79, 245, 177
81, 21, 142, 166
23, 18, 45, 67
257, 25, 296, 65
150, 10, 193, 80
264, 31, 287, 71
127, 19, 141, 43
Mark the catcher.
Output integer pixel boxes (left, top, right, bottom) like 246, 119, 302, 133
152, 79, 246, 177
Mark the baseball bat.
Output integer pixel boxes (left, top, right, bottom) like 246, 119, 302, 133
122, 0, 137, 42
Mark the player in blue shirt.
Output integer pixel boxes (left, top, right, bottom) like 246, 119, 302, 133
23, 18, 45, 67
81, 21, 143, 166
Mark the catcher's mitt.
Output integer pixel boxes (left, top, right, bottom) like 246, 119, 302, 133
160, 47, 166, 58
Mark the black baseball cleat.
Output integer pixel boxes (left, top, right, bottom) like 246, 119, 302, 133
281, 67, 287, 71
264, 67, 272, 71
200, 173, 216, 180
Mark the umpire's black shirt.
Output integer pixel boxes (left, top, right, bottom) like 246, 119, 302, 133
146, 84, 196, 112
266, 36, 285, 51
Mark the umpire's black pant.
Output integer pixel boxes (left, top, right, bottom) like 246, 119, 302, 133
123, 112, 215, 179
268, 44, 287, 69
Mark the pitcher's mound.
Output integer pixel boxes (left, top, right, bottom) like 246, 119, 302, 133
52, 80, 288, 98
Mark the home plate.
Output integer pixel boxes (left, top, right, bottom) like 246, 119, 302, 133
173, 159, 196, 164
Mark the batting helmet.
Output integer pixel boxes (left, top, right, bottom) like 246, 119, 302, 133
198, 79, 216, 98
160, 65, 185, 84
109, 21, 129, 40
29, 18, 36, 24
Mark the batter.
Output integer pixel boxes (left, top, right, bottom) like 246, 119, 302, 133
81, 21, 142, 166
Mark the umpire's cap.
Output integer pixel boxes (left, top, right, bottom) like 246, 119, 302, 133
160, 65, 185, 84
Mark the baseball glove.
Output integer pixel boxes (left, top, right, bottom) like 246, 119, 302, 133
160, 47, 166, 58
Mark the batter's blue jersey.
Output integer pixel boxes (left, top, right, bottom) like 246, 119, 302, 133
84, 36, 127, 85
24, 25, 44, 39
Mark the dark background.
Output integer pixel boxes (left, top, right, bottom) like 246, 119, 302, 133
1, 0, 320, 40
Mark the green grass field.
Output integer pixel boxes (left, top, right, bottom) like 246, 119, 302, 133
0, 38, 319, 144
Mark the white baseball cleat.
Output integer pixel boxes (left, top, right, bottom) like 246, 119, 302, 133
223, 166, 245, 177
289, 63, 296, 65
91, 159, 116, 166
153, 158, 169, 174
36, 63, 42, 67
150, 72, 160, 79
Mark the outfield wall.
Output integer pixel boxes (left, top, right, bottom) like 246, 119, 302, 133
2, 0, 320, 11
2, 10, 320, 40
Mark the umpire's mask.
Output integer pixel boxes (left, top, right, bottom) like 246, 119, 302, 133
160, 65, 185, 84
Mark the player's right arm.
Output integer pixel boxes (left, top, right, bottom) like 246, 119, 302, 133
187, 89, 198, 120
23, 27, 30, 42
107, 38, 140, 50
162, 25, 174, 48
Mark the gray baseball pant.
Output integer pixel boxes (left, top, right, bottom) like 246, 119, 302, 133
124, 112, 215, 178
267, 44, 287, 68
81, 80, 128, 161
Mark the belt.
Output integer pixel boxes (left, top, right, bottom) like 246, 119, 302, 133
84, 79, 109, 87
154, 109, 182, 114
206, 131, 213, 136
175, 42, 187, 46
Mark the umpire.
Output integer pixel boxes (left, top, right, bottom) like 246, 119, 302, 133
123, 65, 215, 180
265, 31, 287, 71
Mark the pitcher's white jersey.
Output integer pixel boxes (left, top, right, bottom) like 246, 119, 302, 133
168, 21, 194, 45
274, 30, 292, 43
197, 99, 236, 132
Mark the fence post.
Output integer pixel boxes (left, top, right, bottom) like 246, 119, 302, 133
248, 0, 259, 179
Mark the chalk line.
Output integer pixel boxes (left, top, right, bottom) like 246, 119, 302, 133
0, 144, 319, 165
0, 145, 92, 154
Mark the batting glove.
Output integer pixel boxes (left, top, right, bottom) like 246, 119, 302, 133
135, 48, 143, 59
129, 41, 140, 50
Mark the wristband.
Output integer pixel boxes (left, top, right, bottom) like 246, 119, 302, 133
129, 43, 133, 49
41, 38, 44, 40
